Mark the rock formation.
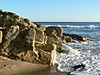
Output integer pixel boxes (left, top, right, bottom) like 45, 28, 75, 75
0, 10, 59, 65
0, 9, 86, 65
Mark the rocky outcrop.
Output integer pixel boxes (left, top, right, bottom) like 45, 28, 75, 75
0, 10, 86, 66
0, 10, 59, 65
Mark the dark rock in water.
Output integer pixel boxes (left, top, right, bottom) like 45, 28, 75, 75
63, 33, 86, 42
62, 34, 73, 43
71, 64, 86, 71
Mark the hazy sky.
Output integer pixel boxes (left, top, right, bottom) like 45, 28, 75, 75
0, 0, 100, 22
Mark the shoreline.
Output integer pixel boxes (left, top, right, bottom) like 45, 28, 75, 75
0, 10, 87, 75
0, 57, 69, 75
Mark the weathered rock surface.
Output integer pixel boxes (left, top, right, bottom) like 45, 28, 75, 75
35, 28, 45, 44
0, 10, 86, 65
45, 26, 63, 52
0, 10, 58, 65
45, 26, 63, 37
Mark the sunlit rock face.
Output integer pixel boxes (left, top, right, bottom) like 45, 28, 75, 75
0, 10, 59, 65
0, 10, 86, 66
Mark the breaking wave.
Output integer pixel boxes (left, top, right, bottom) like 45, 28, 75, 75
55, 42, 100, 75
46, 24, 100, 29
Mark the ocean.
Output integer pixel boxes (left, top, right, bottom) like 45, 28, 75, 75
38, 22, 100, 75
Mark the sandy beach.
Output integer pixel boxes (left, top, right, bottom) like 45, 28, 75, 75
0, 56, 69, 75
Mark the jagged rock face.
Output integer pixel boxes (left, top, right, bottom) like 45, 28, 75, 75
45, 34, 62, 52
1, 25, 19, 55
36, 43, 56, 65
35, 28, 45, 44
0, 10, 86, 65
45, 26, 63, 52
0, 10, 58, 65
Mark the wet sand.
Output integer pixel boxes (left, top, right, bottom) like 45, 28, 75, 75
0, 56, 69, 75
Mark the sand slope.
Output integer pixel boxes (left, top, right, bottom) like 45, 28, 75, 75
0, 56, 68, 75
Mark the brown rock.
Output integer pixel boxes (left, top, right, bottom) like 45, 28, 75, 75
23, 50, 40, 63
35, 28, 45, 44
46, 34, 62, 52
1, 25, 19, 54
62, 35, 73, 43
24, 18, 37, 28
36, 43, 56, 65
25, 28, 36, 47
34, 22, 46, 31
45, 26, 63, 37
0, 10, 65, 66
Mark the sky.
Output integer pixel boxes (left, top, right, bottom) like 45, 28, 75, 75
0, 0, 100, 22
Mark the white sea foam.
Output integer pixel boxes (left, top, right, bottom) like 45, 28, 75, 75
45, 24, 100, 29
56, 42, 100, 75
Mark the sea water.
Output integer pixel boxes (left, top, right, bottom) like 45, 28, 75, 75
38, 22, 100, 75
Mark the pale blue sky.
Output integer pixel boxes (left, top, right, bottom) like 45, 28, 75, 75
0, 0, 100, 22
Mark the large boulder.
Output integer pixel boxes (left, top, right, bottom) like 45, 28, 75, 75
36, 43, 56, 65
45, 26, 63, 37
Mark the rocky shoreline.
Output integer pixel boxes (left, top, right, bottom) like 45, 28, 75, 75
0, 10, 87, 74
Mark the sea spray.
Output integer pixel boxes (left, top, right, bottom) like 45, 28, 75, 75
55, 42, 100, 75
